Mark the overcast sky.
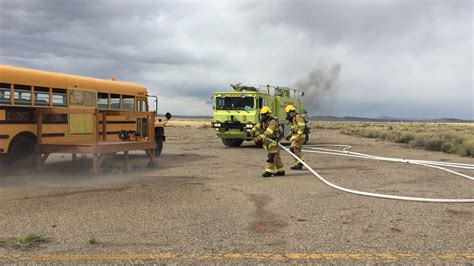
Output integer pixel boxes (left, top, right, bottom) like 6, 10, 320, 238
0, 0, 472, 119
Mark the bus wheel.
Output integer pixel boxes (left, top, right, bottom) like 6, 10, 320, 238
7, 136, 37, 168
155, 131, 164, 157
221, 138, 243, 147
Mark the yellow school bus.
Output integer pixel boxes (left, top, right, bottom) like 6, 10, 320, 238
0, 64, 170, 167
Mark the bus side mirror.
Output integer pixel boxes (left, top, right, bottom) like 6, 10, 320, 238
165, 112, 172, 120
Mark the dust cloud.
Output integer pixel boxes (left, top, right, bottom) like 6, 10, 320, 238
0, 154, 146, 190
295, 64, 341, 114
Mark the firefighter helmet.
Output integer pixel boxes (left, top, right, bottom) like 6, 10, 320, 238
260, 106, 272, 114
285, 104, 296, 113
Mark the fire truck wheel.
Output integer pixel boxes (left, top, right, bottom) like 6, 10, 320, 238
221, 138, 243, 147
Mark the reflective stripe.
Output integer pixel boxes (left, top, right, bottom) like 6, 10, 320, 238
266, 128, 274, 134
259, 134, 265, 139
298, 131, 304, 135
264, 142, 277, 150
265, 168, 275, 173
297, 122, 305, 126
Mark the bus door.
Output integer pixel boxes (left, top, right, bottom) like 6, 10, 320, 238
136, 98, 148, 138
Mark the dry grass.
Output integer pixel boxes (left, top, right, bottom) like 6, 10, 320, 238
166, 119, 212, 129
9, 233, 46, 250
313, 121, 474, 157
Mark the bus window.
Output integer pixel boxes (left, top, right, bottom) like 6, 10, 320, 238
34, 87, 50, 106
110, 94, 120, 110
122, 95, 135, 111
14, 84, 32, 105
141, 99, 147, 112
0, 83, 11, 104
98, 93, 109, 110
52, 88, 67, 107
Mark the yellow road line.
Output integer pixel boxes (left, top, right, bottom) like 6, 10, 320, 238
0, 253, 471, 261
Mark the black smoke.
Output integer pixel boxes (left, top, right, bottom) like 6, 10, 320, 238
295, 64, 341, 114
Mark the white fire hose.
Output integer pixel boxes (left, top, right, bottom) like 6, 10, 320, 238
267, 139, 474, 203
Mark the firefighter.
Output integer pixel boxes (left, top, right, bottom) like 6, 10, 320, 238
251, 106, 285, 177
285, 104, 306, 170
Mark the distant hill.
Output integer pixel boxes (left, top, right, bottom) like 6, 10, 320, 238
158, 114, 212, 120
159, 114, 473, 123
312, 116, 473, 123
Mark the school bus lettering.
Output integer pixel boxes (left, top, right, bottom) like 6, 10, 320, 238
0, 64, 170, 168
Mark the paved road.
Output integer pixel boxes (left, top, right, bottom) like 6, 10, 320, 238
0, 126, 472, 263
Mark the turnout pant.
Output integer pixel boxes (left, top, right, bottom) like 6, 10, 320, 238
290, 137, 305, 165
264, 142, 284, 173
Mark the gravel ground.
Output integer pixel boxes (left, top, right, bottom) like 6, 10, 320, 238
0, 126, 472, 263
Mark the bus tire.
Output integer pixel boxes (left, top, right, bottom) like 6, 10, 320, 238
221, 138, 243, 147
7, 134, 37, 169
155, 128, 164, 157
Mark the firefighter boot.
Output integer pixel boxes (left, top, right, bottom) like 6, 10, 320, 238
274, 170, 286, 176
290, 163, 303, 170
262, 171, 273, 177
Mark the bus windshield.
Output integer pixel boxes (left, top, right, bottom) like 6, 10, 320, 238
216, 96, 254, 110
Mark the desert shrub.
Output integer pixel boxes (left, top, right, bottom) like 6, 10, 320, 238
198, 123, 210, 129
340, 122, 473, 157
394, 132, 415, 143
457, 139, 474, 157
410, 134, 443, 151
9, 233, 46, 250
359, 128, 380, 138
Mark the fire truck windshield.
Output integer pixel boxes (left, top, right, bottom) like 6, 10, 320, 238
216, 96, 254, 110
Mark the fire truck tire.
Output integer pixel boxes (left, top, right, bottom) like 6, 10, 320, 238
7, 134, 37, 168
221, 138, 243, 147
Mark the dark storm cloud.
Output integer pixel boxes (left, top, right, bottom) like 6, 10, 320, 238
0, 0, 471, 118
